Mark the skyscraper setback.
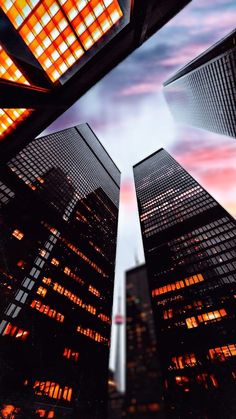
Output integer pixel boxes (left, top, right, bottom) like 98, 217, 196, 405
0, 124, 120, 419
133, 149, 236, 417
164, 29, 236, 139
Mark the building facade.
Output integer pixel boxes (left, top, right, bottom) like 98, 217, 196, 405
133, 149, 236, 418
164, 29, 236, 139
0, 0, 190, 160
125, 264, 165, 418
0, 124, 120, 419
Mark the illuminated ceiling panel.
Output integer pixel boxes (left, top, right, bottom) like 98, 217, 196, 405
1, 0, 123, 83
0, 109, 32, 140
0, 45, 29, 85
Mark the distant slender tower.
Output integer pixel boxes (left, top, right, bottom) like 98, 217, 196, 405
114, 295, 124, 393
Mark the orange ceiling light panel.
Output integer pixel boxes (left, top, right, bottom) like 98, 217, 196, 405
1, 0, 123, 83
0, 45, 29, 85
0, 109, 32, 140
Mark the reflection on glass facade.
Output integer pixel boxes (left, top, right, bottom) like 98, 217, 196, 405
164, 29, 236, 138
125, 265, 165, 418
134, 149, 236, 417
0, 124, 120, 419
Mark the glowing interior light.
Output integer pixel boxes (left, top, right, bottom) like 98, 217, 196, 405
0, 109, 32, 140
1, 0, 123, 82
0, 45, 29, 85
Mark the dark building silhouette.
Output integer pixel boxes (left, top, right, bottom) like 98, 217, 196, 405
0, 124, 120, 419
164, 29, 236, 139
125, 264, 165, 418
107, 369, 125, 419
133, 149, 236, 418
0, 0, 191, 160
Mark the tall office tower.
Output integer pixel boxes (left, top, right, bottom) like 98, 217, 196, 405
164, 29, 236, 139
114, 296, 124, 392
125, 264, 165, 418
133, 150, 236, 418
0, 0, 191, 160
0, 124, 120, 419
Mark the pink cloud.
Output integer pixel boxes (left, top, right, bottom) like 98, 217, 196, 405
120, 179, 136, 209
119, 81, 162, 97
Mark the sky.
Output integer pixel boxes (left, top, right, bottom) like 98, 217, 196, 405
43, 0, 236, 388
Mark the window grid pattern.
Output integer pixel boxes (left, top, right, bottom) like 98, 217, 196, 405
2, 0, 123, 82
134, 150, 217, 237
164, 45, 236, 138
0, 108, 32, 139
0, 44, 29, 84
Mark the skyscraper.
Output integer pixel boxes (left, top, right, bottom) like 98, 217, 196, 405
163, 29, 236, 138
133, 149, 236, 418
125, 264, 165, 418
0, 124, 120, 419
0, 0, 191, 159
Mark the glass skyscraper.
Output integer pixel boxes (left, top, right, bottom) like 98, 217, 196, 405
125, 264, 165, 418
164, 29, 236, 139
0, 124, 120, 419
133, 149, 236, 418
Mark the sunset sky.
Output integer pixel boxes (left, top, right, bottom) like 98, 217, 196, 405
43, 0, 236, 383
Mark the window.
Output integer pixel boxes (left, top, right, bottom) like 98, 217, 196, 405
171, 353, 197, 369
152, 273, 204, 297
37, 286, 47, 297
51, 258, 59, 266
2, 322, 29, 341
209, 344, 236, 361
63, 347, 79, 362
198, 309, 227, 323
186, 316, 198, 329
30, 300, 64, 322
33, 380, 72, 402
12, 229, 24, 240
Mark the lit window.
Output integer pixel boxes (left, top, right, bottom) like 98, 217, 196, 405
171, 353, 197, 369
152, 273, 204, 297
37, 286, 47, 297
63, 347, 79, 362
33, 380, 72, 401
76, 325, 109, 345
198, 309, 227, 323
2, 0, 123, 82
31, 300, 64, 323
2, 322, 29, 341
51, 258, 59, 266
12, 229, 24, 240
186, 316, 198, 329
209, 344, 236, 361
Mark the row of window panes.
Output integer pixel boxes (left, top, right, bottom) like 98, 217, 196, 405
152, 274, 204, 297
30, 299, 64, 322
33, 380, 72, 401
186, 309, 227, 328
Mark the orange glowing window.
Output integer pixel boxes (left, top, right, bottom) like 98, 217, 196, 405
51, 257, 59, 266
209, 344, 236, 361
152, 274, 204, 297
0, 108, 32, 140
37, 286, 47, 297
2, 0, 123, 82
76, 325, 109, 345
171, 353, 197, 369
89, 284, 100, 297
63, 347, 79, 362
31, 299, 64, 322
198, 309, 227, 323
2, 322, 29, 341
98, 313, 111, 323
12, 228, 24, 240
186, 316, 198, 329
175, 376, 189, 386
33, 380, 72, 401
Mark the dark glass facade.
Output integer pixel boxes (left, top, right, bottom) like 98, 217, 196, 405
133, 149, 236, 418
164, 29, 236, 139
107, 370, 125, 419
125, 264, 165, 418
0, 124, 120, 419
